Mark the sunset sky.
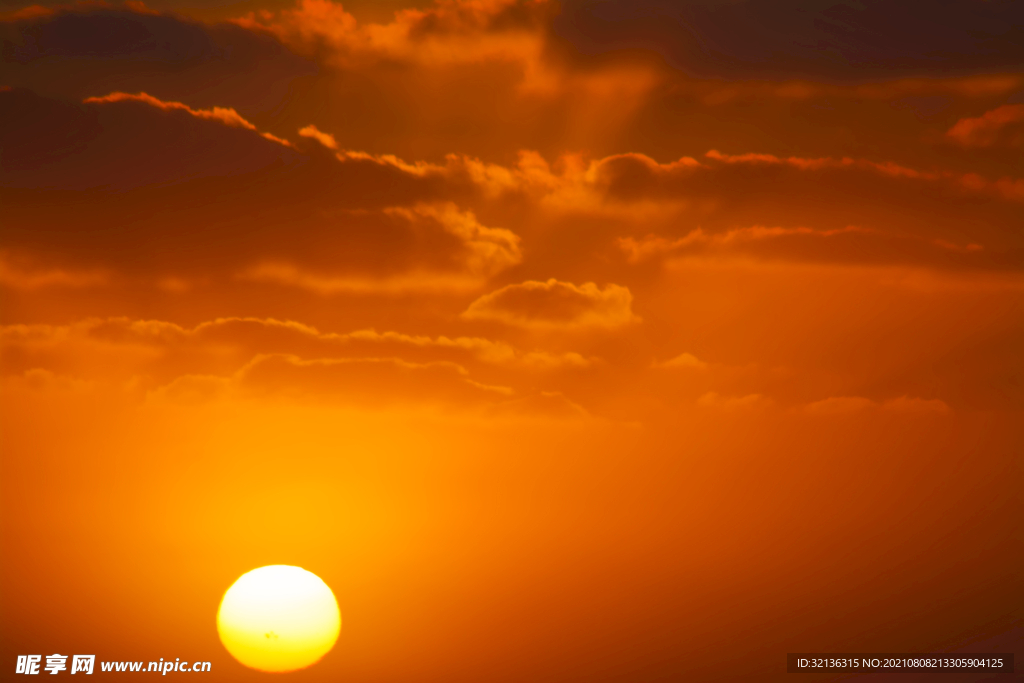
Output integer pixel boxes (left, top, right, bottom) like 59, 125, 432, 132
1, 0, 1022, 680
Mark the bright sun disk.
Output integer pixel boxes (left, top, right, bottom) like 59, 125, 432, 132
217, 565, 341, 673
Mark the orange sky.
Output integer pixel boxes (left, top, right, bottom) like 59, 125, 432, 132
1, 1, 1022, 680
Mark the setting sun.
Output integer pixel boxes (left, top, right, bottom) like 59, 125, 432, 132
217, 566, 341, 673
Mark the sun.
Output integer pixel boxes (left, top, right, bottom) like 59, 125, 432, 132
217, 565, 341, 673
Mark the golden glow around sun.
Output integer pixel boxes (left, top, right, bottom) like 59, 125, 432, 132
217, 565, 341, 673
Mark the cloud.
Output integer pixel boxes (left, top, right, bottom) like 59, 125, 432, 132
354, 146, 1024, 210
0, 315, 607, 418
0, 6, 315, 120
673, 74, 1024, 106
450, 151, 1024, 267
83, 90, 295, 146
325, 144, 1024, 226
226, 0, 663, 154
618, 225, 1007, 272
147, 356, 603, 417
2, 367, 97, 394
0, 87, 297, 190
1, 90, 527, 291
1, 5, 54, 21
805, 395, 950, 415
702, 150, 1024, 201
881, 396, 951, 414
484, 391, 591, 419
5, 81, 1022, 285
0, 2, 651, 164
0, 315, 600, 419
2, 6, 221, 63
84, 91, 261, 130
565, 148, 1024, 209
298, 123, 338, 150
1, 319, 523, 409
5, 85, 1021, 281
462, 279, 637, 329
0, 316, 593, 379
696, 391, 765, 410
0, 253, 108, 289
237, 203, 521, 292
704, 149, 925, 175
946, 104, 1024, 148
167, 353, 510, 407
235, 0, 555, 71
804, 396, 876, 415
5, 1, 1024, 176
654, 352, 707, 370
553, 0, 1024, 81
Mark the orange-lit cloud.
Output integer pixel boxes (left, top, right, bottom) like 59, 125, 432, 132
84, 90, 295, 145
0, 313, 604, 426
232, 0, 571, 100
946, 103, 1024, 148
703, 148, 1024, 201
318, 144, 1024, 223
236, 0, 553, 67
462, 279, 637, 328
618, 225, 999, 272
299, 123, 339, 150
84, 91, 260, 131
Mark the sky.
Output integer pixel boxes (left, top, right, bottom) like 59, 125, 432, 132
1, 0, 1022, 681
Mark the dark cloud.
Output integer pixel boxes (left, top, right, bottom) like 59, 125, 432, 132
0, 85, 101, 170
1, 89, 524, 291
1, 7, 314, 116
585, 151, 1024, 272
3, 86, 1022, 288
554, 0, 1024, 80
10, 1, 1021, 170
2, 7, 219, 62
0, 87, 298, 189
